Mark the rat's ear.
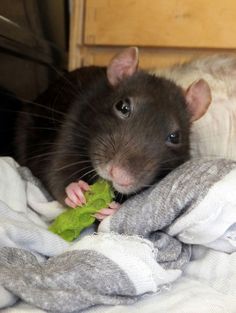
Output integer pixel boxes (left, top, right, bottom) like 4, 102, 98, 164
185, 79, 212, 122
107, 47, 139, 86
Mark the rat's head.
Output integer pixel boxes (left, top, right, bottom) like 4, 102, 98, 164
89, 47, 211, 195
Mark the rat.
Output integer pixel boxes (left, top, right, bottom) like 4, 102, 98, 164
15, 47, 211, 220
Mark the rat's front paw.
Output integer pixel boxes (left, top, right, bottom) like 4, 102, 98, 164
65, 180, 90, 208
94, 201, 121, 221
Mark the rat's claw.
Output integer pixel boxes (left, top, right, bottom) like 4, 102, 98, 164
94, 213, 106, 221
94, 209, 116, 221
94, 201, 121, 221
65, 182, 83, 206
65, 197, 77, 208
65, 180, 90, 208
78, 180, 90, 191
109, 201, 121, 210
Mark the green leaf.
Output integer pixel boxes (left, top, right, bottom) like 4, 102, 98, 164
48, 179, 114, 241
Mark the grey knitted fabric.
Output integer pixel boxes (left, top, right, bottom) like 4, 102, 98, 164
107, 159, 235, 236
0, 248, 138, 313
100, 159, 236, 268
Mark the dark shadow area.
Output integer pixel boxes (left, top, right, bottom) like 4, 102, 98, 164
0, 0, 69, 156
0, 87, 22, 156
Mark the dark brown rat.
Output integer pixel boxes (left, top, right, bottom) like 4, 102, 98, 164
15, 47, 211, 205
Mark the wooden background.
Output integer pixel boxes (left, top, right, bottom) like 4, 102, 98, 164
69, 0, 236, 70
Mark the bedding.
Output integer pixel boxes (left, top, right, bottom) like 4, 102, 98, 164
0, 157, 236, 312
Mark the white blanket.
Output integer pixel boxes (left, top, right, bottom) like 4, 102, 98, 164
0, 157, 236, 313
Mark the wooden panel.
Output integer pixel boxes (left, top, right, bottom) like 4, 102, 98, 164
69, 0, 85, 70
70, 46, 236, 70
84, 0, 236, 49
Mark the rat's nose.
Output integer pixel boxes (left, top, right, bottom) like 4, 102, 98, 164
110, 165, 134, 187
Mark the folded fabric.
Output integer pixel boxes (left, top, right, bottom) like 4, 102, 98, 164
0, 157, 69, 259
99, 158, 236, 253
0, 234, 182, 313
0, 158, 236, 313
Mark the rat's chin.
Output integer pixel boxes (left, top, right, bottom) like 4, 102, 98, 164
112, 182, 136, 194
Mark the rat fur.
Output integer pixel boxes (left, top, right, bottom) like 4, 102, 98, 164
15, 48, 211, 204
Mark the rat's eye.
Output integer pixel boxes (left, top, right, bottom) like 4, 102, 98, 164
166, 130, 181, 146
114, 98, 132, 118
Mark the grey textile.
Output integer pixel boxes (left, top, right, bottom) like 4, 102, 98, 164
105, 158, 235, 235
1, 158, 236, 313
0, 248, 138, 313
